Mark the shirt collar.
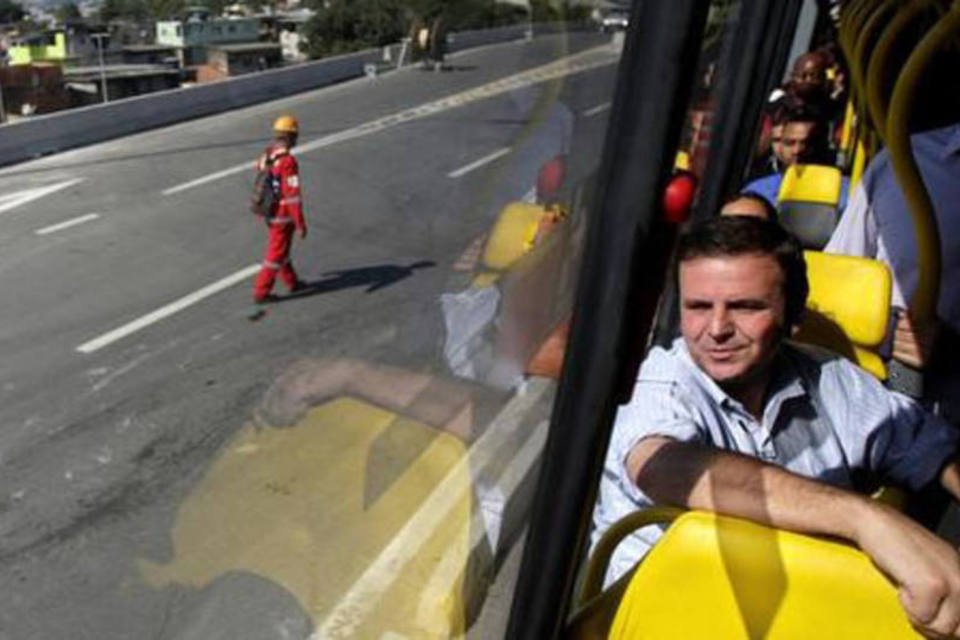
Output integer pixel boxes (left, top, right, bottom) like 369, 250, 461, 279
675, 339, 808, 417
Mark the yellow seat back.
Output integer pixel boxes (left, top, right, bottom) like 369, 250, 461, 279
795, 251, 892, 379
480, 202, 547, 271
609, 511, 918, 639
776, 164, 843, 249
474, 201, 565, 287
779, 164, 843, 204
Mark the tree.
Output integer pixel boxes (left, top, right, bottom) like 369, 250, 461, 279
0, 0, 24, 24
99, 0, 125, 22
55, 2, 82, 23
303, 0, 405, 58
301, 0, 541, 60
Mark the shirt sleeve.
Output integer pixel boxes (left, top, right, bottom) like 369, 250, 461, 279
824, 182, 876, 258
821, 358, 959, 490
278, 155, 306, 230
867, 391, 959, 490
609, 379, 704, 503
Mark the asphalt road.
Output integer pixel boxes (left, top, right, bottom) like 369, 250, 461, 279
0, 31, 621, 639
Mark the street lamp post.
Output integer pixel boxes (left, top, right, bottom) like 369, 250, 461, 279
0, 49, 7, 123
92, 33, 108, 103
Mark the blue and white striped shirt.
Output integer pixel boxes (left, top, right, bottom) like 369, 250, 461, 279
592, 338, 958, 584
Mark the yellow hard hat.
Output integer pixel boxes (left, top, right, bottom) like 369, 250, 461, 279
273, 115, 299, 134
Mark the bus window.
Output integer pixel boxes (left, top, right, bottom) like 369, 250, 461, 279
0, 6, 635, 640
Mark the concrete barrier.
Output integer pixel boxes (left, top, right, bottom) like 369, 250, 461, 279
0, 24, 577, 167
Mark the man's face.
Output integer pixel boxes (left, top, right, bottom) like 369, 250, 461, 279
780, 121, 815, 165
791, 55, 826, 98
770, 123, 785, 163
680, 253, 787, 386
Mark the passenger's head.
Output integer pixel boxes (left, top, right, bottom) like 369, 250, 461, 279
720, 192, 777, 221
789, 51, 829, 100
676, 216, 808, 386
768, 106, 791, 165
780, 108, 827, 165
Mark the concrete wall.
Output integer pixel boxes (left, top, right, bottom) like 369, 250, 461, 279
0, 23, 573, 167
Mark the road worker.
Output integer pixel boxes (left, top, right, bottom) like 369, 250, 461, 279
253, 114, 308, 304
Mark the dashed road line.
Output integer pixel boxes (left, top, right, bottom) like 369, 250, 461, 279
35, 213, 100, 236
76, 264, 260, 354
583, 102, 611, 117
312, 378, 552, 639
162, 45, 619, 196
447, 147, 512, 178
0, 178, 84, 215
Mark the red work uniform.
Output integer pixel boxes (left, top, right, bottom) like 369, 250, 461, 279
253, 143, 307, 302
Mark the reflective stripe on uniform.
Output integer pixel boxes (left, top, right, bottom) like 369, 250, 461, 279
263, 260, 282, 270
280, 196, 301, 205
269, 217, 295, 225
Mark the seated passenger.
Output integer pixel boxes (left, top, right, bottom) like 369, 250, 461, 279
719, 191, 778, 221
593, 216, 960, 639
748, 104, 789, 180
743, 108, 849, 210
825, 122, 960, 421
769, 51, 843, 129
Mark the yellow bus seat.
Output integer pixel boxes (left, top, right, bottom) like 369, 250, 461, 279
795, 251, 893, 380
474, 201, 565, 287
608, 510, 919, 639
139, 396, 473, 637
776, 164, 843, 249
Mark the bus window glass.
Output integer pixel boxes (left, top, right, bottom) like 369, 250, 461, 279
677, 1, 743, 179
0, 7, 632, 640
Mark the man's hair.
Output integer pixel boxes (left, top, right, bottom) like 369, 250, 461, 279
677, 216, 809, 327
783, 103, 826, 128
722, 191, 778, 222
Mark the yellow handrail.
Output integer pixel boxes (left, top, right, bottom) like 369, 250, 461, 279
865, 1, 938, 143
885, 0, 960, 324
849, 0, 897, 154
578, 506, 686, 606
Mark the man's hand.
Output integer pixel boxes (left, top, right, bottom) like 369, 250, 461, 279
892, 309, 939, 369
855, 501, 960, 638
299, 227, 308, 239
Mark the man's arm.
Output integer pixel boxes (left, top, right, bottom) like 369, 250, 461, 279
629, 436, 960, 637
941, 461, 960, 502
280, 156, 306, 236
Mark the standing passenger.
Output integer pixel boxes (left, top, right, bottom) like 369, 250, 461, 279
253, 115, 308, 304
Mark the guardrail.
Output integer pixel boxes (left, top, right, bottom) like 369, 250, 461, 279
0, 22, 574, 168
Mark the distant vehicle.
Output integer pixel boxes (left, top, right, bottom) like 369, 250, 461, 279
599, 8, 630, 33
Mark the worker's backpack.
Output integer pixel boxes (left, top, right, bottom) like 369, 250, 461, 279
250, 149, 285, 218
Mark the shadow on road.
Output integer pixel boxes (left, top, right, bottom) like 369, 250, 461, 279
279, 260, 436, 301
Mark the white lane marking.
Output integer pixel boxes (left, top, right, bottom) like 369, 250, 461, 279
91, 352, 152, 392
34, 213, 100, 236
583, 102, 611, 117
312, 378, 552, 639
0, 178, 84, 215
447, 147, 512, 178
415, 418, 548, 632
163, 45, 619, 196
76, 264, 260, 354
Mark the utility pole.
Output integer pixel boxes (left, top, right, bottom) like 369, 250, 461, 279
0, 47, 7, 123
92, 33, 108, 103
